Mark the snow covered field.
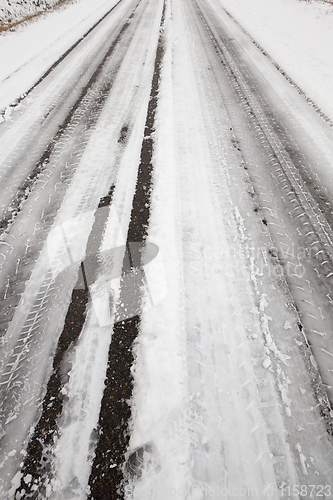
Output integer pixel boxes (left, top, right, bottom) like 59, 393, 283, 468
0, 0, 58, 28
0, 0, 333, 498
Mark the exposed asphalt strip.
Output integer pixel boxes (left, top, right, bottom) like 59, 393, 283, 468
0, 0, 124, 115
0, 2, 140, 338
88, 3, 166, 499
14, 188, 114, 499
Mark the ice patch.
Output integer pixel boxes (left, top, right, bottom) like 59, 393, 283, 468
295, 443, 308, 476
258, 295, 291, 365
7, 471, 22, 498
276, 365, 292, 417
262, 358, 271, 369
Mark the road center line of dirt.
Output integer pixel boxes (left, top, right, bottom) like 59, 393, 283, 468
14, 187, 115, 498
88, 2, 166, 498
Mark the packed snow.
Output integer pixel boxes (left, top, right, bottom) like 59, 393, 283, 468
0, 0, 333, 498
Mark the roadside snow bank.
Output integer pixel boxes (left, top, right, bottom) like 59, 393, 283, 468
0, 0, 118, 111
216, 0, 333, 122
0, 0, 61, 27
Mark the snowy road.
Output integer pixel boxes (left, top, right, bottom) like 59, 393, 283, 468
1, 0, 333, 498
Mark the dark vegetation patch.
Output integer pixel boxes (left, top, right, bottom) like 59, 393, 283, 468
0, 0, 82, 32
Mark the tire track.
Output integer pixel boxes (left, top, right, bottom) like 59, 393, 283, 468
87, 2, 166, 498
0, 0, 165, 492
0, 110, 128, 495
193, 0, 333, 420
0, 0, 142, 340
14, 188, 114, 499
173, 0, 333, 490
0, 0, 140, 238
